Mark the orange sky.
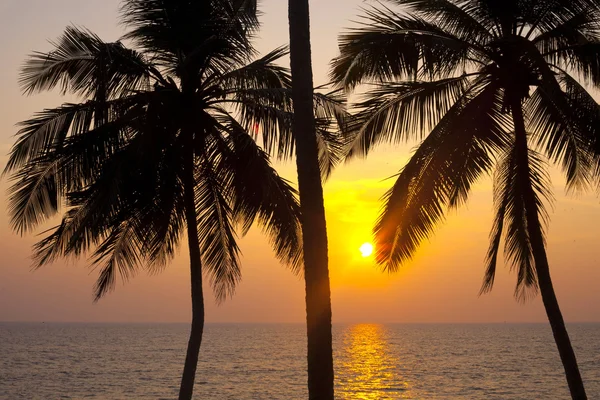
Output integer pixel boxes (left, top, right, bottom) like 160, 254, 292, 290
0, 0, 599, 323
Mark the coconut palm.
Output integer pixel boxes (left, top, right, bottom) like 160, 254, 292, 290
288, 0, 335, 398
4, 1, 345, 399
331, 0, 600, 398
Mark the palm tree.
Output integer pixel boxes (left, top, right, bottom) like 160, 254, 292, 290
289, 0, 335, 398
4, 1, 344, 399
331, 0, 600, 398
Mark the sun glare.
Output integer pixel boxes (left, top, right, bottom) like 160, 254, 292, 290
359, 242, 374, 258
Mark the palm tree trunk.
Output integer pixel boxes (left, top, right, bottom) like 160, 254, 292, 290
178, 152, 205, 400
512, 103, 587, 400
288, 1, 335, 399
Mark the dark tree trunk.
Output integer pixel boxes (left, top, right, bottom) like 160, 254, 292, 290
178, 151, 205, 400
288, 1, 335, 399
512, 103, 587, 400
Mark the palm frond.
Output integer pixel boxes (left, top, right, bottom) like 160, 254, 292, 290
30, 149, 138, 265
312, 88, 351, 179
526, 0, 600, 40
511, 35, 600, 192
224, 91, 295, 159
21, 26, 152, 99
313, 88, 351, 139
330, 5, 482, 89
195, 149, 241, 303
30, 129, 185, 295
4, 96, 153, 235
480, 172, 508, 295
395, 0, 495, 44
135, 143, 186, 270
347, 74, 473, 157
89, 219, 144, 301
556, 73, 600, 183
217, 116, 303, 272
534, 6, 600, 85
3, 95, 147, 176
526, 85, 594, 191
32, 213, 81, 268
374, 81, 510, 270
315, 122, 345, 181
7, 159, 61, 234
534, 10, 592, 47
217, 46, 291, 91
482, 141, 553, 301
228, 86, 349, 177
5, 102, 97, 174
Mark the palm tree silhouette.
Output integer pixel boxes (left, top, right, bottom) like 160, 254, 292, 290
331, 0, 600, 398
289, 0, 336, 398
4, 1, 344, 399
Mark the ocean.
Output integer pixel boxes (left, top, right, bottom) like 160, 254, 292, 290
1, 323, 599, 399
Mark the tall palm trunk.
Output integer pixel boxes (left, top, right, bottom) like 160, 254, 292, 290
179, 150, 206, 400
288, 0, 335, 399
511, 102, 587, 400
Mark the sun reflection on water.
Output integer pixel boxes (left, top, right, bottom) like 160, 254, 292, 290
336, 324, 412, 399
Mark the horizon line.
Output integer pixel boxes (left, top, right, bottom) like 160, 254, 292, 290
2, 320, 599, 325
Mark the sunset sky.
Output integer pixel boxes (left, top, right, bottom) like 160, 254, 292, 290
1, 0, 599, 324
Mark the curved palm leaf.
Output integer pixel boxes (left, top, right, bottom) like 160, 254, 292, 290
218, 46, 292, 91
375, 81, 510, 268
218, 115, 303, 272
526, 85, 594, 191
229, 85, 349, 177
482, 142, 553, 301
194, 146, 240, 302
330, 6, 485, 89
90, 218, 144, 301
21, 26, 152, 99
395, 0, 496, 43
347, 74, 473, 157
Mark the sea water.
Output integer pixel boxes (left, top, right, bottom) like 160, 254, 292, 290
1, 323, 599, 399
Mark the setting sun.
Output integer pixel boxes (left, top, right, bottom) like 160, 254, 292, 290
359, 242, 374, 258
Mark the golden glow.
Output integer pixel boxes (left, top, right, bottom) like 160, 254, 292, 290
323, 178, 399, 289
359, 242, 374, 258
337, 324, 412, 399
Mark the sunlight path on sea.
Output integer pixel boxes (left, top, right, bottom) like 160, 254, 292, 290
336, 324, 413, 399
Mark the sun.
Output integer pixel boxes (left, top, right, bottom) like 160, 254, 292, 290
359, 242, 374, 258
